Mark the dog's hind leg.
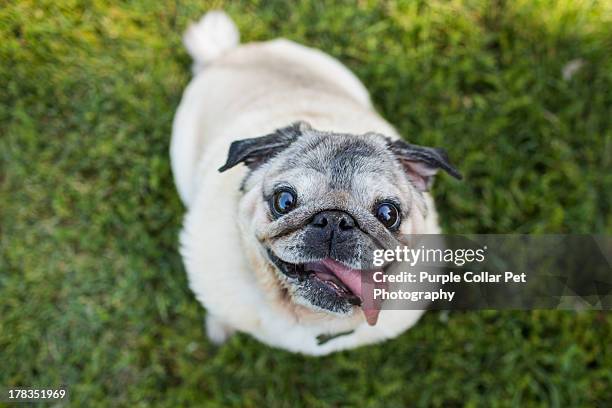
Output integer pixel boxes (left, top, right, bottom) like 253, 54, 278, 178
205, 314, 235, 345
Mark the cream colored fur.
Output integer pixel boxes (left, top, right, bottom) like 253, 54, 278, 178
171, 11, 438, 355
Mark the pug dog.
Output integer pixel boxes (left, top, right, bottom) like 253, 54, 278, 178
171, 11, 461, 355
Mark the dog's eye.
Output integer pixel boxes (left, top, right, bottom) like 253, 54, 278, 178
271, 189, 297, 217
375, 202, 401, 230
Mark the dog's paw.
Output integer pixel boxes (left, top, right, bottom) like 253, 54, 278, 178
205, 314, 235, 345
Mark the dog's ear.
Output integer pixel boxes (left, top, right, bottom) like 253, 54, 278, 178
219, 122, 311, 172
387, 139, 462, 191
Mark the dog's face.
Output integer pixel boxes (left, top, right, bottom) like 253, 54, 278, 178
219, 122, 461, 325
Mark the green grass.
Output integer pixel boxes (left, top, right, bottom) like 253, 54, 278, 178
1, 0, 611, 406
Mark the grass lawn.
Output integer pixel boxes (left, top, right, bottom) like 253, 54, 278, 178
1, 0, 611, 406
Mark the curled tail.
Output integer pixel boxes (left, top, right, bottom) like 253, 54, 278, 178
183, 11, 240, 73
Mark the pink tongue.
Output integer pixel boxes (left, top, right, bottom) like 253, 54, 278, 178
321, 259, 382, 326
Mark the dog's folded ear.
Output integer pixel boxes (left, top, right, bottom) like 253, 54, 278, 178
218, 121, 310, 172
388, 139, 462, 192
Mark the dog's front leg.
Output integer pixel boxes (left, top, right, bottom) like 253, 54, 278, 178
205, 314, 235, 345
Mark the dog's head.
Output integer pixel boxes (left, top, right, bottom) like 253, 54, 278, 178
219, 122, 461, 325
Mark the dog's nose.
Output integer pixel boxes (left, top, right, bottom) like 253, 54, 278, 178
311, 210, 356, 232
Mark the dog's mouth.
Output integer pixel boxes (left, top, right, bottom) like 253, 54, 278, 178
267, 250, 382, 326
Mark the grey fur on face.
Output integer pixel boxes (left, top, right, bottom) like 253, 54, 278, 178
219, 122, 461, 313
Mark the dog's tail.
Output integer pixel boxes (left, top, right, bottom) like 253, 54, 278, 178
183, 11, 240, 74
